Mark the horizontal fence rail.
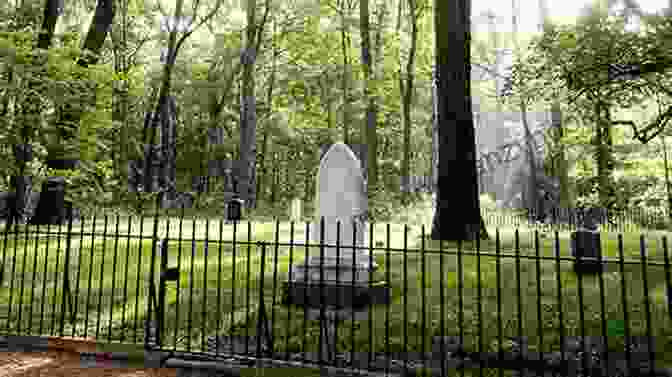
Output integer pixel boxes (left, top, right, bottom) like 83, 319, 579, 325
0, 211, 670, 376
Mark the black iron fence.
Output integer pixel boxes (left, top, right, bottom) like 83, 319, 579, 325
482, 206, 671, 233
0, 212, 671, 376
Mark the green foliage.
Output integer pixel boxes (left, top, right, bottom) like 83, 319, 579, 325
0, 0, 668, 229
46, 160, 120, 216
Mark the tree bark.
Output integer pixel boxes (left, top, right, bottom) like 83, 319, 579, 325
431, 0, 486, 241
239, 0, 258, 209
339, 0, 353, 145
539, 0, 571, 209
110, 0, 131, 206
551, 102, 571, 207
359, 0, 379, 196
662, 136, 672, 221
399, 0, 418, 206
594, 98, 616, 211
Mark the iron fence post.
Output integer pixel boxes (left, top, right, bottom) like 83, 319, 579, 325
145, 211, 161, 350
59, 216, 75, 336
255, 241, 273, 358
157, 238, 169, 349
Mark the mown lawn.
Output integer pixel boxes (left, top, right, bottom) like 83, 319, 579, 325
0, 212, 670, 376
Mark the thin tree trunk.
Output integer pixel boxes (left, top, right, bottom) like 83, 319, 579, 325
143, 0, 182, 209
520, 102, 539, 217
539, 0, 570, 209
399, 0, 417, 206
513, 0, 539, 219
662, 136, 672, 221
238, 0, 271, 210
257, 16, 277, 206
339, 0, 352, 145
551, 103, 571, 207
110, 0, 130, 206
239, 22, 257, 209
359, 0, 374, 192
593, 97, 616, 211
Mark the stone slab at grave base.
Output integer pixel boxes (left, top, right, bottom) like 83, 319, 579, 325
281, 280, 390, 310
289, 258, 378, 283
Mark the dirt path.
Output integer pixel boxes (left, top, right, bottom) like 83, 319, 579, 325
0, 336, 176, 377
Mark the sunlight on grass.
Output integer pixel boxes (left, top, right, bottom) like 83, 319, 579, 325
0, 204, 670, 373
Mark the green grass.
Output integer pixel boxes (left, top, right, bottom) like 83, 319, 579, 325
0, 211, 671, 377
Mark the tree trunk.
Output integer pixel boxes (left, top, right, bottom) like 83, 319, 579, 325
520, 102, 540, 218
141, 0, 183, 210
662, 136, 672, 221
431, 70, 438, 193
258, 128, 269, 204
592, 97, 616, 212
359, 0, 377, 195
551, 102, 571, 208
369, 0, 386, 193
110, 0, 130, 206
399, 0, 418, 206
238, 0, 260, 210
511, 0, 539, 219
6, 0, 61, 230
30, 0, 114, 225
431, 0, 487, 241
339, 0, 352, 145
258, 15, 277, 205
539, 0, 570, 209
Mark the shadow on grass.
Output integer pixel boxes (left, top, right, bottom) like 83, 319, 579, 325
0, 219, 670, 372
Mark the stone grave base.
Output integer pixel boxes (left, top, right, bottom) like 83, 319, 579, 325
573, 260, 603, 274
289, 260, 377, 284
281, 280, 390, 309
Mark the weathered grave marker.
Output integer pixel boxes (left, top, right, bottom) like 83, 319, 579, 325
282, 142, 389, 364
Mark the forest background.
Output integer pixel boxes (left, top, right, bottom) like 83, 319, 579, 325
0, 0, 670, 232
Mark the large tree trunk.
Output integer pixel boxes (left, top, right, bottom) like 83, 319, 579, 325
431, 0, 486, 241
30, 0, 114, 225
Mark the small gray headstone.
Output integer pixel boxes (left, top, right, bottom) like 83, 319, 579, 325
570, 228, 602, 274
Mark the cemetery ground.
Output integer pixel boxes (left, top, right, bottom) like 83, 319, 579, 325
0, 200, 671, 376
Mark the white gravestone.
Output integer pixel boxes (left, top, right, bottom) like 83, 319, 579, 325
290, 143, 376, 285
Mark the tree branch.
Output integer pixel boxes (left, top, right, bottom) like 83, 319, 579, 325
174, 0, 224, 61
254, 0, 273, 54
612, 105, 672, 144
